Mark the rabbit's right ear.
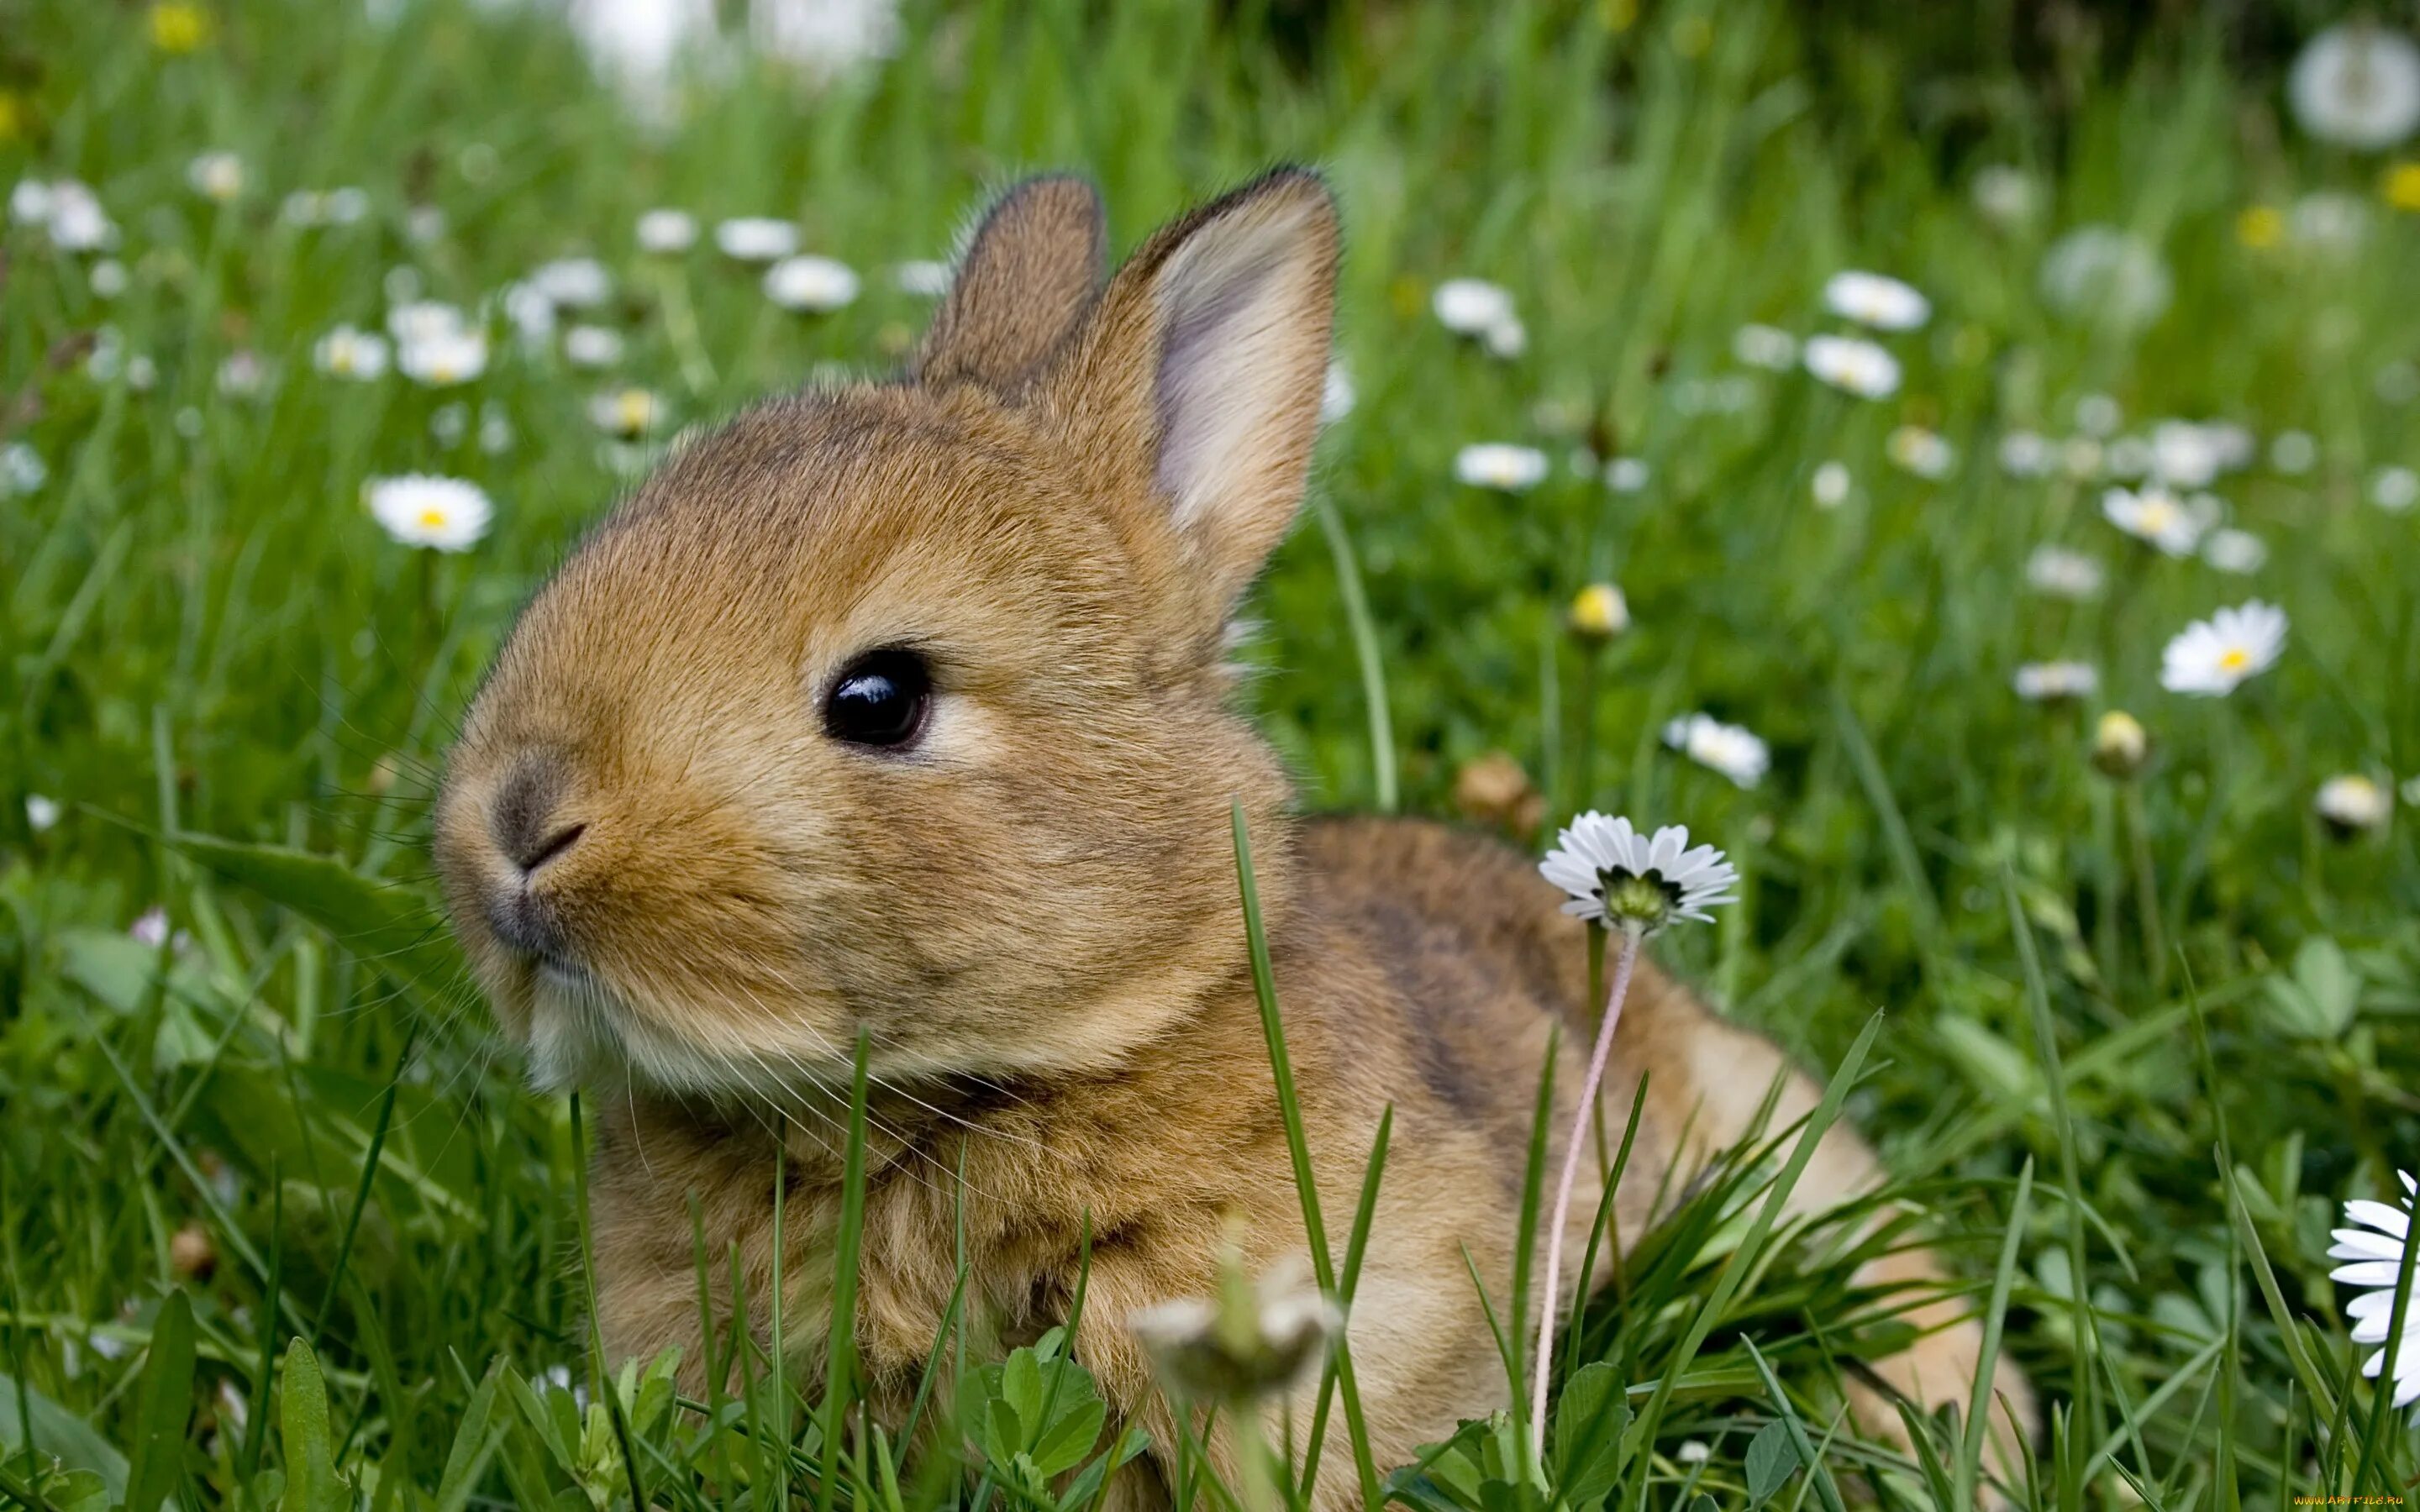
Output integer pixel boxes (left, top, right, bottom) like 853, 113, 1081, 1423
914, 176, 1107, 391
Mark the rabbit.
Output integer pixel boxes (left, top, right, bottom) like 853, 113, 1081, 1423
433, 169, 2035, 1506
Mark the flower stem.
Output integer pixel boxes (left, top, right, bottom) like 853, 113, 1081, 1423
1531, 921, 1642, 1467
2120, 783, 2167, 995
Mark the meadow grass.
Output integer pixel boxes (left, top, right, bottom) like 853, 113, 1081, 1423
4, 0, 2420, 1506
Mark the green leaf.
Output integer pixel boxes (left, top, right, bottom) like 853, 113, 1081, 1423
0, 1373, 132, 1500
277, 1337, 350, 1512
2263, 936, 2360, 1039
164, 832, 460, 1012
1549, 1362, 1628, 1505
1743, 1419, 1799, 1508
434, 1357, 504, 1512
124, 1289, 197, 1512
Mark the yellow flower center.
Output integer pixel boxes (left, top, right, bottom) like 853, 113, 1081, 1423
149, 2, 210, 52
2218, 647, 2249, 672
2236, 206, 2284, 249
418, 507, 450, 530
2386, 162, 2420, 213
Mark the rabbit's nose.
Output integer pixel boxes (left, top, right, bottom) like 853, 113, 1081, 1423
489, 754, 587, 877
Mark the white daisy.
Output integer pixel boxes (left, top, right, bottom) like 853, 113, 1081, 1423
716, 217, 801, 262
217, 351, 267, 397
2013, 661, 2099, 702
1663, 712, 1770, 790
2328, 1170, 2420, 1410
2103, 486, 2205, 556
498, 283, 558, 345
1887, 425, 1954, 479
2039, 226, 2171, 331
1129, 1253, 1342, 1406
0, 442, 46, 496
2073, 392, 2123, 438
2293, 190, 2371, 253
1454, 444, 1549, 492
25, 795, 60, 832
1731, 323, 1797, 371
1822, 270, 1929, 331
44, 180, 117, 252
1433, 277, 1517, 337
893, 259, 951, 297
397, 328, 489, 387
1998, 430, 2056, 477
1604, 456, 1649, 493
2203, 528, 2267, 574
754, 0, 902, 82
9, 178, 52, 225
1811, 460, 1852, 508
1802, 334, 1900, 399
530, 256, 613, 309
636, 208, 698, 254
2291, 24, 2420, 150
387, 299, 467, 344
2149, 421, 2223, 488
765, 255, 860, 312
562, 324, 625, 369
2371, 465, 2417, 512
1970, 165, 2036, 226
1569, 583, 1628, 639
2317, 775, 2393, 835
313, 326, 390, 381
366, 475, 493, 552
1539, 814, 1739, 932
186, 150, 244, 202
130, 906, 171, 949
588, 386, 665, 438
2160, 600, 2288, 696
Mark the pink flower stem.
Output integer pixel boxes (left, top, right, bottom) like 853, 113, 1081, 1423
1531, 920, 1643, 1468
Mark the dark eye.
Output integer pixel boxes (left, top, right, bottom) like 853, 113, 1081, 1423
823, 648, 932, 748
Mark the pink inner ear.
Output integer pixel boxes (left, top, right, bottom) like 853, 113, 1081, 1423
1145, 208, 1326, 541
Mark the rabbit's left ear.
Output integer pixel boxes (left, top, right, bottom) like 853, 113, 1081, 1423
1044, 169, 1339, 610
916, 176, 1107, 391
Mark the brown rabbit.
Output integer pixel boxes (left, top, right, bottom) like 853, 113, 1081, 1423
433, 170, 2033, 1504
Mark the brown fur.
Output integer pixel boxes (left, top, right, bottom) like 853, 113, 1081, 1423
434, 171, 2033, 1504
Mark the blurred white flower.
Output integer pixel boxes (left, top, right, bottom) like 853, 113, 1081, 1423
1731, 323, 1797, 370
1662, 712, 1770, 790
387, 299, 466, 343
1482, 315, 1528, 360
531, 256, 613, 308
1604, 456, 1649, 493
24, 795, 60, 832
717, 217, 800, 261
2103, 486, 2205, 556
500, 283, 558, 344
2013, 661, 2099, 702
2160, 600, 2287, 696
765, 254, 860, 311
2293, 190, 2371, 252
397, 328, 489, 386
1998, 430, 2055, 477
1811, 459, 1851, 508
88, 259, 128, 298
313, 326, 391, 380
893, 259, 950, 297
2270, 430, 2317, 475
217, 350, 268, 397
366, 475, 493, 551
431, 402, 471, 447
637, 207, 698, 253
1455, 444, 1549, 491
2316, 775, 2392, 835
186, 150, 245, 202
1802, 333, 1900, 398
588, 386, 665, 438
2062, 438, 2106, 479
2371, 465, 2417, 512
42, 180, 117, 252
1886, 425, 1954, 479
9, 178, 53, 225
2025, 544, 2105, 600
2073, 392, 2123, 438
130, 907, 171, 949
1823, 270, 1929, 331
1569, 583, 1628, 639
2149, 421, 2223, 488
567, 0, 716, 114
1434, 277, 1516, 336
563, 324, 625, 368
2104, 436, 2153, 480
2203, 528, 2267, 575
405, 203, 445, 244
2039, 226, 2171, 331
2290, 24, 2420, 150
479, 405, 514, 454
1970, 165, 2037, 226
0, 442, 47, 496
1675, 1439, 1714, 1466
1129, 1252, 1342, 1406
753, 0, 902, 81
1319, 362, 1355, 426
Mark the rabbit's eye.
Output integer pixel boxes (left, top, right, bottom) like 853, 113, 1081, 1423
823, 648, 932, 748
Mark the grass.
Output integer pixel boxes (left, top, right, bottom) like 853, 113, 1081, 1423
4, 0, 2420, 1505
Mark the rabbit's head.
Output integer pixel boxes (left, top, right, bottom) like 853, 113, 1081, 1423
434, 171, 1339, 1094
